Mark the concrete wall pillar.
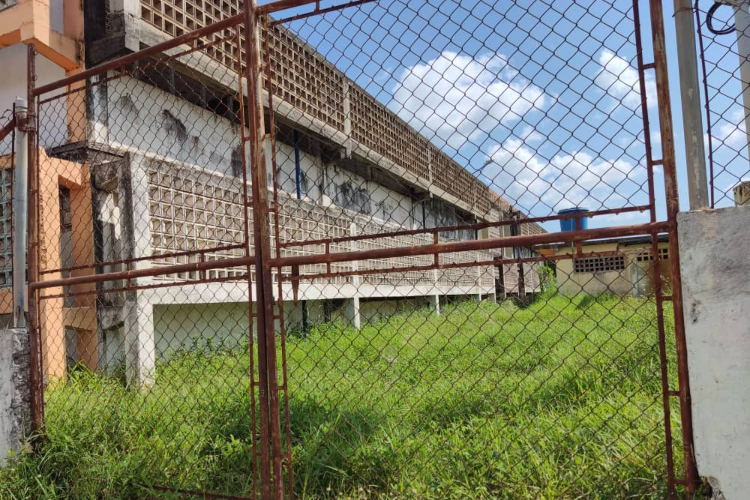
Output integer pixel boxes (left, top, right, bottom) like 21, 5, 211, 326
431, 267, 441, 315
0, 328, 31, 464
121, 153, 155, 385
429, 294, 440, 316
124, 293, 155, 386
344, 297, 361, 330
347, 222, 361, 329
108, 0, 142, 52
679, 205, 750, 500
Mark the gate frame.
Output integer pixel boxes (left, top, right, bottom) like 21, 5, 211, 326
22, 0, 700, 498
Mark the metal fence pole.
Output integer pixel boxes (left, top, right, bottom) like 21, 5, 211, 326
733, 1, 750, 167
12, 98, 28, 328
674, 0, 709, 209
650, 1, 701, 496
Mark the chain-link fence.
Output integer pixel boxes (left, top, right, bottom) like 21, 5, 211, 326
696, 0, 750, 206
0, 108, 15, 327
3, 0, 700, 499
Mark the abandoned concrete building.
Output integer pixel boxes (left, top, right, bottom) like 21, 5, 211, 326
0, 0, 544, 381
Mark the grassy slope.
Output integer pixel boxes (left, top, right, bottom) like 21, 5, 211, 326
0, 295, 677, 499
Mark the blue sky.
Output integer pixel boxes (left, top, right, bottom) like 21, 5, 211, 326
270, 0, 747, 231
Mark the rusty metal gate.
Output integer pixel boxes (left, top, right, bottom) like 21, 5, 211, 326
21, 0, 698, 498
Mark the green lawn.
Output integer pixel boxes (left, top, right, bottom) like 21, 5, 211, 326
0, 294, 679, 499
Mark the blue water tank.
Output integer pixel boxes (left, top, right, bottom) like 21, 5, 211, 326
558, 208, 589, 232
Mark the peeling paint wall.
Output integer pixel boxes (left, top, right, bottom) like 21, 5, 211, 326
0, 328, 30, 464
93, 74, 242, 175
275, 141, 323, 201
679, 206, 750, 500
420, 197, 475, 241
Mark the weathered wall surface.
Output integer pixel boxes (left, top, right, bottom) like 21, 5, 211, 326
0, 327, 30, 465
0, 44, 66, 149
679, 205, 750, 499
552, 241, 670, 297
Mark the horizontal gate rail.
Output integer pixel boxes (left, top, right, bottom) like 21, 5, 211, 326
272, 222, 671, 268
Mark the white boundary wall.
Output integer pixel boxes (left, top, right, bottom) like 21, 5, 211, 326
679, 205, 750, 499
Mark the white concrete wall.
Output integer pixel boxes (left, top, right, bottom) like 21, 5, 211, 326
679, 205, 750, 499
98, 74, 242, 176
274, 141, 323, 201
322, 163, 415, 228
150, 296, 444, 354
153, 302, 252, 358
0, 44, 66, 149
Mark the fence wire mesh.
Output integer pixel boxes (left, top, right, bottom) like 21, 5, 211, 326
4, 0, 699, 499
696, 0, 750, 207
0, 108, 14, 303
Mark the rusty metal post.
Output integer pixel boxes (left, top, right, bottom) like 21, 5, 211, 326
26, 44, 43, 435
235, 28, 259, 500
262, 21, 295, 494
649, 0, 700, 496
243, 3, 284, 499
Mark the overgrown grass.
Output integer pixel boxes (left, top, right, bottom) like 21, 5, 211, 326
0, 294, 678, 499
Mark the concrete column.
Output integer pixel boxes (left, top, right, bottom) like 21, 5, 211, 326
680, 205, 750, 500
0, 328, 31, 465
123, 154, 154, 271
124, 293, 155, 386
474, 261, 483, 303
343, 81, 352, 159
109, 0, 142, 51
344, 298, 361, 331
431, 268, 441, 316
475, 228, 489, 303
428, 294, 440, 316
121, 154, 155, 385
347, 222, 361, 329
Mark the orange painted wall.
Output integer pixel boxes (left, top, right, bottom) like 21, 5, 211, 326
0, 147, 96, 378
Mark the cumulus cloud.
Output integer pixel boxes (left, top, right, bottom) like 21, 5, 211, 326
383, 49, 654, 217
595, 50, 657, 111
389, 51, 549, 150
713, 108, 748, 149
483, 135, 647, 214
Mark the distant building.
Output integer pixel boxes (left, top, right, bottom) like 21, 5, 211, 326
734, 180, 750, 206
537, 234, 670, 297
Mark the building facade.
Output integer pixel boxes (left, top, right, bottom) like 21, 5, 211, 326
538, 234, 671, 297
1, 0, 544, 382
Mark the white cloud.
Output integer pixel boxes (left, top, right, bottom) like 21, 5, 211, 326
713, 108, 748, 149
389, 51, 549, 150
384, 49, 654, 217
484, 136, 647, 214
595, 50, 657, 111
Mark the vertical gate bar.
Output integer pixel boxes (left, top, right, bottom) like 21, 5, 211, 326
235, 28, 259, 499
632, 0, 658, 224
648, 0, 700, 496
633, 0, 676, 492
262, 20, 295, 497
9, 108, 14, 330
651, 231, 677, 498
26, 43, 43, 434
242, 3, 273, 498
244, 4, 285, 499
